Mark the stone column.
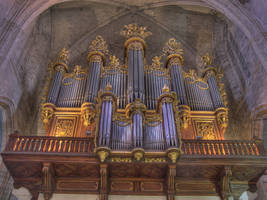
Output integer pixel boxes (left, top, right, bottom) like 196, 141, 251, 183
256, 170, 267, 200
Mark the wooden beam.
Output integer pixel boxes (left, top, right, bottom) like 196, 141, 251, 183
167, 164, 176, 200
100, 163, 108, 200
42, 162, 55, 200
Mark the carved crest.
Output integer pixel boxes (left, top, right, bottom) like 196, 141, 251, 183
120, 24, 152, 39
89, 35, 109, 55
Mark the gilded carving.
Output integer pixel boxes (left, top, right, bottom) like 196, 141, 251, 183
183, 69, 209, 90
196, 122, 216, 140
167, 149, 181, 163
96, 148, 110, 162
163, 38, 183, 56
41, 103, 55, 131
125, 99, 146, 118
202, 53, 213, 67
176, 105, 191, 129
55, 119, 74, 137
216, 108, 228, 130
111, 157, 132, 163
144, 157, 166, 163
89, 35, 109, 55
120, 24, 152, 39
132, 148, 145, 161
81, 102, 96, 126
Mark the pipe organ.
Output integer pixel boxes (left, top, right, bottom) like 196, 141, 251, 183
42, 24, 228, 162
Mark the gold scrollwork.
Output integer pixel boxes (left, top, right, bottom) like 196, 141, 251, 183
167, 148, 182, 163
125, 99, 146, 118
41, 103, 55, 131
216, 108, 228, 130
176, 105, 191, 129
120, 24, 152, 39
81, 102, 96, 127
196, 122, 216, 140
62, 65, 87, 86
89, 35, 109, 55
96, 147, 110, 162
55, 119, 74, 137
132, 148, 145, 161
183, 69, 209, 90
202, 53, 213, 67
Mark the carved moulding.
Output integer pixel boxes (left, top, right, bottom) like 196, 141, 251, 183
176, 105, 191, 129
195, 121, 216, 140
81, 102, 96, 127
215, 107, 228, 132
41, 103, 56, 131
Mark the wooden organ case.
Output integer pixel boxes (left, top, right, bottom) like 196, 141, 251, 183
2, 24, 267, 200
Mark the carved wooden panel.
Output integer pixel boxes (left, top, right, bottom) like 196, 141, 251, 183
56, 179, 99, 191
175, 179, 216, 195
140, 182, 163, 192
54, 163, 99, 178
110, 181, 134, 192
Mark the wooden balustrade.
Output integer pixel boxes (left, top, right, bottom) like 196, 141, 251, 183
4, 134, 95, 155
3, 134, 265, 158
182, 140, 265, 157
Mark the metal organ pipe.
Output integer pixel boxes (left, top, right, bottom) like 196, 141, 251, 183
47, 65, 67, 104
84, 54, 103, 103
126, 40, 145, 103
169, 63, 188, 105
98, 92, 114, 147
204, 70, 224, 109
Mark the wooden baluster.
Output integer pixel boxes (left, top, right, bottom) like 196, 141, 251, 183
244, 142, 250, 155
13, 137, 20, 151
253, 143, 260, 155
234, 143, 239, 155
23, 138, 29, 151
35, 139, 40, 152
39, 139, 43, 152
68, 140, 72, 152
18, 138, 25, 152
216, 142, 221, 155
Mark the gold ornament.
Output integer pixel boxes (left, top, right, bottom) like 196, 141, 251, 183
163, 38, 184, 56
132, 148, 145, 161
41, 103, 55, 131
177, 105, 191, 129
81, 103, 96, 127
89, 35, 109, 55
162, 84, 170, 93
96, 147, 110, 162
120, 24, 152, 39
202, 53, 213, 66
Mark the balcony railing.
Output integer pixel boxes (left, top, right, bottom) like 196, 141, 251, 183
3, 134, 265, 158
181, 139, 265, 158
4, 134, 95, 155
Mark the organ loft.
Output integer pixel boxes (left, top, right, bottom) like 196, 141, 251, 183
2, 24, 267, 200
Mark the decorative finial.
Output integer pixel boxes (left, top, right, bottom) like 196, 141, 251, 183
202, 53, 213, 66
89, 35, 109, 55
162, 38, 184, 56
120, 24, 152, 39
104, 83, 112, 91
109, 55, 120, 67
57, 48, 69, 63
74, 65, 82, 74
162, 84, 170, 93
152, 56, 162, 68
